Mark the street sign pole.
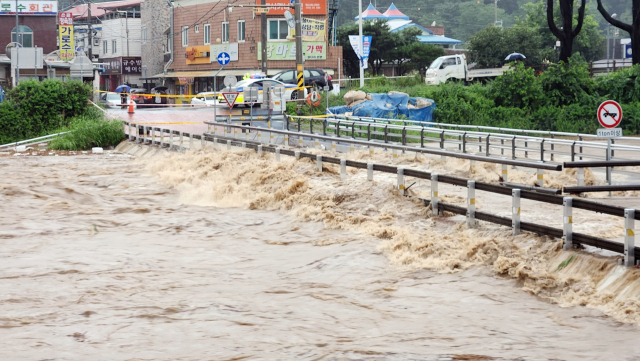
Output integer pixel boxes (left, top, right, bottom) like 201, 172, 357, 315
295, 0, 304, 113
15, 0, 20, 86
261, 0, 268, 75
358, 0, 363, 88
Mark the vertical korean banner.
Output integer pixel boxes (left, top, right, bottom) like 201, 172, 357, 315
59, 12, 74, 61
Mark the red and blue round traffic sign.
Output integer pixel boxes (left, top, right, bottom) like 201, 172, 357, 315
597, 100, 622, 129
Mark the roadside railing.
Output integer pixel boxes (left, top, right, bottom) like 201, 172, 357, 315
121, 120, 639, 267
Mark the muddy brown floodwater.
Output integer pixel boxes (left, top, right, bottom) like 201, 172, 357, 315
2, 150, 640, 360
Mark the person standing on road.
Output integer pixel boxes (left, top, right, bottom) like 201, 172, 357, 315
120, 91, 127, 109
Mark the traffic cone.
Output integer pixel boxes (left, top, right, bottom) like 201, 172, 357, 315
128, 100, 135, 114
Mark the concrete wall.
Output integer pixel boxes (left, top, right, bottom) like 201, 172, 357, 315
141, 0, 170, 79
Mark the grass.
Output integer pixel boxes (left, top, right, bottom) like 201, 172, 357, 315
48, 111, 125, 151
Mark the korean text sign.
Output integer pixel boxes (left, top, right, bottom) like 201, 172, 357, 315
258, 41, 327, 60
256, 0, 326, 15
59, 12, 74, 61
0, 1, 57, 15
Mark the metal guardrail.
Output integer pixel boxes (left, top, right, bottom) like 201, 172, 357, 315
121, 121, 639, 266
0, 132, 70, 150
564, 185, 640, 193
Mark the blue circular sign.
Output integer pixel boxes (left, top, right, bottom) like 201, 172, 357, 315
217, 52, 231, 66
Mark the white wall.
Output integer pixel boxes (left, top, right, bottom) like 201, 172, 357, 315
99, 18, 142, 58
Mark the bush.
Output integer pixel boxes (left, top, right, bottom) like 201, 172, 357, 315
48, 110, 125, 151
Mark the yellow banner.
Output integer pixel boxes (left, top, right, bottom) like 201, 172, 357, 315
290, 18, 326, 42
59, 25, 74, 61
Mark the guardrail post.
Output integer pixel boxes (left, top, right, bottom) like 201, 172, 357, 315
226, 139, 231, 150
179, 132, 185, 151
462, 132, 467, 153
316, 154, 322, 171
142, 126, 148, 144
213, 137, 218, 149
270, 132, 275, 144
502, 160, 508, 182
563, 197, 573, 250
189, 133, 193, 150
574, 168, 584, 187
392, 149, 398, 160
511, 136, 516, 160
431, 173, 439, 216
337, 121, 341, 138
367, 124, 371, 141
367, 163, 373, 181
151, 127, 156, 145
550, 134, 555, 161
470, 159, 476, 174
500, 132, 504, 155
233, 126, 239, 139
402, 128, 407, 146
578, 136, 583, 161
351, 123, 355, 139
135, 125, 141, 143
485, 135, 490, 156
160, 129, 165, 147
384, 125, 388, 143
323, 121, 327, 136
512, 189, 520, 235
606, 139, 612, 188
257, 130, 262, 144
467, 180, 476, 228
297, 118, 301, 132
570, 141, 576, 162
624, 209, 635, 267
612, 139, 615, 158
368, 145, 374, 156
128, 123, 134, 141
295, 150, 300, 159
314, 139, 319, 149
201, 135, 204, 148
420, 128, 425, 148
258, 145, 262, 156
340, 159, 346, 181
458, 134, 461, 151
169, 130, 174, 149
524, 140, 528, 158
298, 136, 303, 148
284, 134, 289, 147
537, 166, 544, 187
275, 148, 280, 161
397, 168, 405, 196
540, 139, 545, 162
309, 121, 313, 135
439, 131, 444, 149
207, 123, 212, 134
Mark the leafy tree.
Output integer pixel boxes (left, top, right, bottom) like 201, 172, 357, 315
490, 62, 545, 109
596, 0, 640, 64
336, 20, 397, 76
546, 0, 587, 62
407, 43, 445, 80
383, 28, 422, 76
468, 26, 554, 68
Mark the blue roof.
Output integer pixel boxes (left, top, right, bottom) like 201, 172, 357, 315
391, 23, 433, 35
417, 35, 462, 44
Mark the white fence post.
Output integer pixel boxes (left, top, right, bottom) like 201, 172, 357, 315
350, 143, 355, 153
563, 197, 573, 250
577, 168, 584, 186
331, 141, 336, 153
226, 139, 231, 150
397, 168, 405, 196
340, 159, 346, 181
284, 134, 289, 147
160, 129, 165, 147
298, 136, 303, 147
179, 132, 184, 151
502, 159, 508, 182
169, 131, 174, 149
152, 127, 156, 145
189, 133, 193, 150
314, 139, 319, 149
295, 150, 300, 160
275, 148, 281, 162
367, 163, 373, 181
537, 167, 544, 187
392, 149, 398, 160
625, 209, 635, 267
512, 189, 520, 235
258, 144, 263, 156
470, 159, 476, 174
467, 180, 476, 228
369, 146, 374, 156
257, 130, 262, 143
431, 173, 439, 216
316, 154, 322, 171
242, 142, 246, 148
143, 126, 148, 143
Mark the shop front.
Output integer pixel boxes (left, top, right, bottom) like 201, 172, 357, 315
99, 57, 142, 91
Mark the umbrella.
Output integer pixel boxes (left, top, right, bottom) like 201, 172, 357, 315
505, 53, 526, 61
151, 86, 168, 92
115, 84, 131, 93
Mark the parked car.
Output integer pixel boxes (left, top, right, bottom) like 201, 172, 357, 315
129, 87, 168, 107
99, 92, 135, 109
190, 92, 218, 107
271, 68, 333, 90
212, 79, 304, 108
129, 88, 150, 105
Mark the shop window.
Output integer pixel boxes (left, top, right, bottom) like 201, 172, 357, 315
103, 40, 108, 54
268, 19, 289, 41
204, 24, 211, 45
182, 26, 188, 47
112, 40, 117, 53
11, 25, 33, 47
142, 26, 146, 43
195, 25, 199, 33
237, 20, 245, 42
222, 22, 229, 43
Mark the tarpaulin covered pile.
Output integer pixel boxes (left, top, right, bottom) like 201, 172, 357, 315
327, 91, 436, 122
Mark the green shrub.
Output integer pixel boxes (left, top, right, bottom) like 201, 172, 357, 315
48, 112, 125, 151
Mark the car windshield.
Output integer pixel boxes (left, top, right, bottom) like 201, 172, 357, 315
106, 93, 120, 101
235, 80, 253, 88
428, 58, 443, 70
204, 95, 216, 100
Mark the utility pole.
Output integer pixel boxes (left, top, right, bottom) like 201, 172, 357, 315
494, 0, 497, 25
358, 0, 363, 87
261, 0, 267, 74
15, 0, 20, 86
295, 0, 304, 103
88, 0, 92, 61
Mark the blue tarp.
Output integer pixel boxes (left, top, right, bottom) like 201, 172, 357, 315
327, 93, 435, 123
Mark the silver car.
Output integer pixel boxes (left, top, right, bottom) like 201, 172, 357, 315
99, 92, 136, 109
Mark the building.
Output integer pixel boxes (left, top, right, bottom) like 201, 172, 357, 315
161, 0, 343, 103
140, 0, 171, 89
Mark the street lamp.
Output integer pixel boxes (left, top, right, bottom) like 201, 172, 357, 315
607, 13, 617, 72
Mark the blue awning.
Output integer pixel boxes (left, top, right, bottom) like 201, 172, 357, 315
417, 35, 461, 44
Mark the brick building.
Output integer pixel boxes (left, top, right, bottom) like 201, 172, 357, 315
162, 0, 343, 102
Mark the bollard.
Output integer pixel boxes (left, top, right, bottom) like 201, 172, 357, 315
152, 128, 156, 145
295, 150, 300, 159
467, 180, 476, 228
563, 197, 573, 250
369, 146, 374, 156
537, 168, 544, 187
314, 139, 319, 149
431, 173, 439, 216
470, 159, 476, 173
270, 132, 275, 144
350, 144, 355, 153
189, 133, 193, 150
207, 124, 211, 134
169, 131, 174, 149
367, 163, 373, 181
332, 141, 337, 153
241, 142, 246, 148
179, 132, 184, 151
284, 134, 289, 147
258, 145, 263, 156
502, 162, 508, 182
577, 168, 584, 187
233, 127, 239, 139
397, 168, 405, 196
227, 139, 231, 150
512, 189, 521, 236
316, 154, 322, 172
160, 129, 165, 147
257, 131, 262, 143
625, 209, 635, 267
392, 149, 398, 160
340, 159, 346, 181
276, 148, 281, 161
441, 155, 446, 162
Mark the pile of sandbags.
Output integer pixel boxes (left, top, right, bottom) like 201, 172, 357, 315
343, 90, 367, 108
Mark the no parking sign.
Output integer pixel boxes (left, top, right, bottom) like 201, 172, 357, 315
597, 100, 622, 138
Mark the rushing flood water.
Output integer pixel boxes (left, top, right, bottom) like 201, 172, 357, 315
2, 150, 640, 360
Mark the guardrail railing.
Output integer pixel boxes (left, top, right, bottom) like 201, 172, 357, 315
121, 120, 639, 267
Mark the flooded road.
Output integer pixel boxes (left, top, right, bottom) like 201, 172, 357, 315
2, 151, 640, 360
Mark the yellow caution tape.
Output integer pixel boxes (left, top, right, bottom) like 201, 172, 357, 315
469, 199, 476, 205
628, 229, 635, 236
